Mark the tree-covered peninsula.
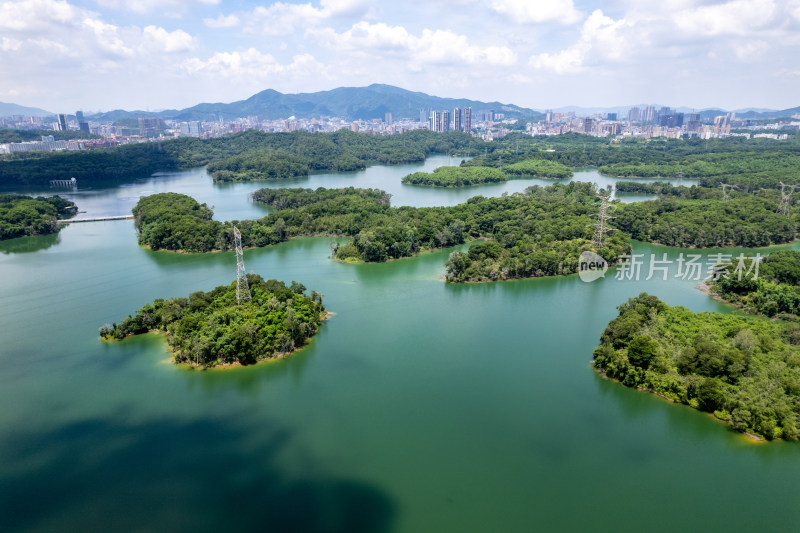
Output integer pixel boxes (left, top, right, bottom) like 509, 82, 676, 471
100, 275, 326, 366
594, 293, 800, 440
709, 250, 800, 318
0, 194, 76, 240
401, 166, 506, 187
611, 195, 796, 248
132, 182, 630, 281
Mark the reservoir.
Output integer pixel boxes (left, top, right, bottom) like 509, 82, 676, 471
1, 156, 794, 532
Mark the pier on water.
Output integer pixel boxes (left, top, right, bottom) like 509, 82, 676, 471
50, 177, 77, 188
59, 215, 134, 224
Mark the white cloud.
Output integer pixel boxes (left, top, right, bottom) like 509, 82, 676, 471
490, 0, 582, 24
207, 1, 373, 34
92, 0, 220, 15
183, 49, 320, 80
203, 13, 240, 28
673, 0, 778, 36
315, 21, 517, 68
1, 37, 22, 51
141, 25, 195, 52
529, 10, 629, 73
0, 0, 83, 30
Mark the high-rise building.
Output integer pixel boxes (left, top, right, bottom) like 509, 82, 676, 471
420, 108, 430, 123
463, 107, 472, 132
429, 110, 441, 132
643, 106, 655, 123
385, 112, 392, 125
138, 117, 164, 137
583, 118, 593, 133
57, 114, 68, 132
453, 107, 461, 132
627, 107, 641, 123
75, 110, 90, 134
607, 113, 617, 121
441, 110, 451, 132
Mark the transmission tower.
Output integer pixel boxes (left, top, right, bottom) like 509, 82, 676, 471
720, 183, 739, 202
777, 182, 799, 218
591, 194, 613, 249
233, 226, 251, 305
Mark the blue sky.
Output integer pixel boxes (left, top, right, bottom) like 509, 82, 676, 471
0, 0, 798, 113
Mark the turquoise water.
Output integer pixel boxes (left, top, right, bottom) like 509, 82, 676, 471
1, 160, 790, 533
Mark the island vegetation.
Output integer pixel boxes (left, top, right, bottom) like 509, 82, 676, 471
131, 182, 630, 281
401, 166, 506, 187
0, 194, 76, 240
100, 274, 326, 366
611, 194, 795, 248
709, 250, 800, 317
500, 158, 573, 179
594, 293, 800, 440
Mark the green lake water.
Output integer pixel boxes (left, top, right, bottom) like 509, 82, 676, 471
1, 158, 795, 532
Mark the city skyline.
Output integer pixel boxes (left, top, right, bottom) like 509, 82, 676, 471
0, 0, 799, 112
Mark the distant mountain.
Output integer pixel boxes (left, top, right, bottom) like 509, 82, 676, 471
0, 101, 54, 117
89, 84, 541, 122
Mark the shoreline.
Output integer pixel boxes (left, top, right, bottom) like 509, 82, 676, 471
592, 365, 768, 443
105, 312, 334, 370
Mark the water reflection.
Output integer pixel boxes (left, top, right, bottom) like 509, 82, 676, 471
0, 232, 61, 254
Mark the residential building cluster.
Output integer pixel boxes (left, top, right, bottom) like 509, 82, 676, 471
0, 103, 796, 156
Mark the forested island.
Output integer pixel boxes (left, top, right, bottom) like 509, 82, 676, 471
401, 166, 506, 187
594, 293, 800, 440
0, 194, 76, 240
401, 158, 572, 187
709, 250, 800, 317
132, 182, 630, 281
100, 275, 326, 366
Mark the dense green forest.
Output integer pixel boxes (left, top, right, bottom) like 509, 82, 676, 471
710, 250, 800, 317
614, 182, 722, 199
401, 166, 506, 187
132, 183, 630, 281
500, 158, 573, 179
0, 194, 76, 240
0, 129, 482, 186
594, 293, 800, 440
207, 150, 310, 181
443, 183, 630, 281
100, 275, 326, 366
611, 195, 796, 247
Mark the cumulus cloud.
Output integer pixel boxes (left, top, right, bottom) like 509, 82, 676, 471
140, 25, 195, 52
183, 49, 320, 80
490, 0, 582, 24
204, 0, 374, 34
529, 10, 630, 73
92, 0, 220, 15
203, 13, 240, 28
673, 0, 778, 36
314, 21, 517, 68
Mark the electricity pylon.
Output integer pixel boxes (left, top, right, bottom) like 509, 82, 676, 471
778, 182, 799, 218
591, 194, 613, 249
233, 226, 251, 305
720, 183, 739, 202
